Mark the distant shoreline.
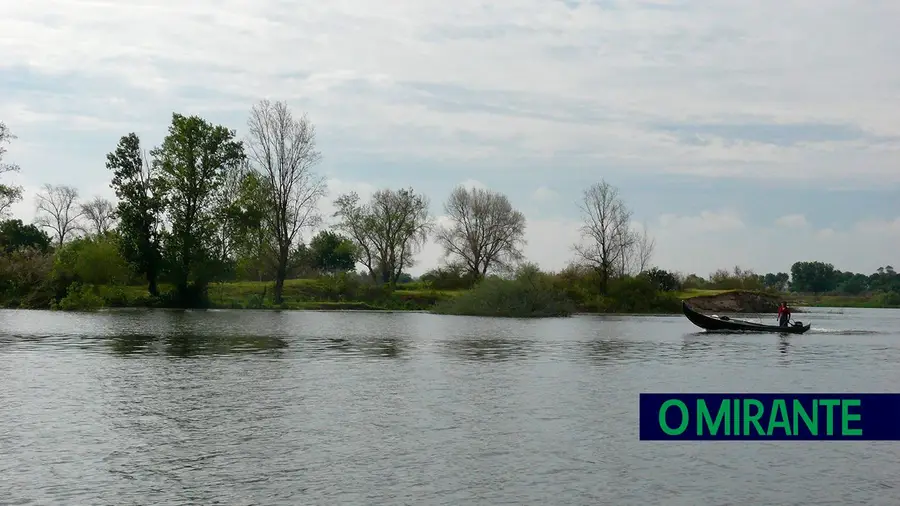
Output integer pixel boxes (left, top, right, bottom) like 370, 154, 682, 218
1, 284, 896, 314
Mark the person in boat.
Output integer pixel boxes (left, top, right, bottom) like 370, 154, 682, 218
777, 301, 792, 327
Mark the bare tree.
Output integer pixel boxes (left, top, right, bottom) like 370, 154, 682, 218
80, 196, 117, 236
34, 183, 84, 247
0, 122, 23, 218
246, 99, 327, 303
631, 223, 655, 274
573, 180, 633, 292
435, 185, 526, 281
333, 188, 432, 284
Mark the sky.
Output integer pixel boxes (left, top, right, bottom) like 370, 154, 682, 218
1, 0, 898, 278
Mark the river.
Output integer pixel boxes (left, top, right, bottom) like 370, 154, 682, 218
1, 307, 899, 505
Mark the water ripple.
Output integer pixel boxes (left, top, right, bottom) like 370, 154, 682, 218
1, 307, 899, 504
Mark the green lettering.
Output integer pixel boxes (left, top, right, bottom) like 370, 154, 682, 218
742, 399, 765, 435
659, 399, 689, 435
698, 399, 729, 436
793, 399, 817, 435
733, 397, 740, 435
766, 399, 792, 436
820, 399, 840, 435
841, 399, 862, 436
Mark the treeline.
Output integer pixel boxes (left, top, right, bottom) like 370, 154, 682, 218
668, 262, 899, 296
0, 110, 672, 314
2, 111, 896, 313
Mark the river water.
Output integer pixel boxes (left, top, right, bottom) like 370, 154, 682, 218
1, 307, 899, 505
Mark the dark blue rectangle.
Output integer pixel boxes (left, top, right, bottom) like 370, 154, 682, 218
639, 393, 900, 440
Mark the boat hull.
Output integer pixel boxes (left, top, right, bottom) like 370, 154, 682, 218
682, 301, 811, 334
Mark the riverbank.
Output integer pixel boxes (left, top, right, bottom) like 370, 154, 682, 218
677, 289, 900, 311
4, 280, 897, 313
88, 280, 459, 311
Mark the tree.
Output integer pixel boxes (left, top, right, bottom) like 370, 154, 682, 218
0, 219, 51, 254
435, 185, 526, 281
245, 99, 327, 303
646, 267, 680, 292
152, 113, 245, 304
573, 180, 634, 293
107, 133, 164, 296
79, 196, 117, 236
52, 235, 132, 287
308, 230, 357, 273
34, 184, 83, 247
629, 223, 655, 274
838, 273, 869, 295
790, 261, 837, 293
0, 122, 23, 218
211, 160, 268, 272
333, 188, 432, 284
762, 272, 790, 292
230, 170, 274, 281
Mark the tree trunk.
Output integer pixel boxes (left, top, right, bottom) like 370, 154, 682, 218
147, 272, 158, 297
274, 248, 288, 304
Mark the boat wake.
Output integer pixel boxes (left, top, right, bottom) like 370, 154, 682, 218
806, 328, 884, 335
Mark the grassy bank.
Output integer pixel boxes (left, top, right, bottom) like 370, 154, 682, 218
676, 288, 900, 309
84, 279, 459, 311
788, 292, 900, 309
8, 278, 897, 315
11, 271, 685, 316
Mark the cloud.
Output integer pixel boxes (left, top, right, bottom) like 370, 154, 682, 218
532, 186, 558, 202
658, 210, 744, 232
2, 0, 899, 280
458, 179, 487, 191
2, 0, 899, 187
774, 214, 808, 228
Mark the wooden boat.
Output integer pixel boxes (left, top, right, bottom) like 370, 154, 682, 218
682, 301, 811, 334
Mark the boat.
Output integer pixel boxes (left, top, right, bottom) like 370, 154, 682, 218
681, 301, 811, 334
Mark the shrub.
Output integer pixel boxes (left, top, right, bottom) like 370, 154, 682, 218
0, 248, 55, 308
420, 265, 477, 290
432, 263, 574, 317
53, 282, 104, 311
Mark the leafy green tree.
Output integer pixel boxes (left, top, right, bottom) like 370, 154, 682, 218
107, 133, 164, 296
211, 161, 269, 279
789, 261, 837, 293
0, 219, 51, 254
308, 230, 357, 274
870, 266, 899, 294
838, 273, 870, 295
52, 234, 132, 287
646, 267, 681, 292
763, 272, 790, 291
152, 113, 245, 305
229, 170, 273, 281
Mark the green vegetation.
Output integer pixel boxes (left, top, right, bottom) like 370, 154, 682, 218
432, 264, 575, 318
1, 114, 897, 316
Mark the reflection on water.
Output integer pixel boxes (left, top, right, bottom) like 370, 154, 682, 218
0, 307, 900, 505
108, 334, 289, 357
312, 336, 409, 358
442, 337, 534, 361
581, 338, 639, 363
778, 336, 791, 354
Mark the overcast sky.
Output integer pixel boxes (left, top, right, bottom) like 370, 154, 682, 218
2, 0, 898, 277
